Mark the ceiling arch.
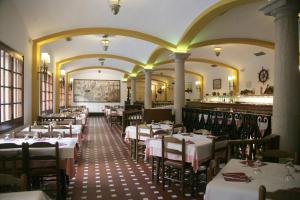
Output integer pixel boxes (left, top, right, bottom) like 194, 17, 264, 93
67, 66, 130, 75
34, 28, 176, 50
177, 0, 261, 49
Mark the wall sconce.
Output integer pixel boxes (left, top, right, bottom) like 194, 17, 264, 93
70, 78, 74, 91
109, 0, 121, 15
195, 81, 201, 90
214, 47, 222, 57
39, 52, 50, 79
101, 35, 109, 51
228, 75, 236, 91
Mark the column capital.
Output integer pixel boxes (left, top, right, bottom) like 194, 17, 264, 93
171, 52, 190, 61
143, 68, 152, 74
260, 0, 300, 17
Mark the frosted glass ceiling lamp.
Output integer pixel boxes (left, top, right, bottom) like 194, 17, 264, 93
109, 0, 121, 15
98, 58, 105, 66
101, 35, 110, 51
214, 47, 222, 57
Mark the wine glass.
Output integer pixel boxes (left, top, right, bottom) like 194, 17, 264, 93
57, 133, 62, 140
285, 158, 295, 182
5, 133, 10, 140
24, 133, 30, 140
33, 132, 39, 140
33, 121, 37, 126
253, 155, 263, 175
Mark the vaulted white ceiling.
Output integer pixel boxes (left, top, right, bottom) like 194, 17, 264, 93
10, 0, 298, 84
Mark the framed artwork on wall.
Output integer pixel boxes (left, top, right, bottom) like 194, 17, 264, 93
213, 79, 221, 90
73, 79, 120, 102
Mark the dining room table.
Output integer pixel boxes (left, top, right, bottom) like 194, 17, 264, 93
204, 159, 300, 200
21, 124, 83, 144
0, 191, 51, 200
0, 137, 78, 178
145, 133, 227, 171
124, 123, 173, 142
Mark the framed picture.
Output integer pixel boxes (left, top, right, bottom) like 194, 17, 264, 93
213, 79, 221, 90
73, 79, 120, 102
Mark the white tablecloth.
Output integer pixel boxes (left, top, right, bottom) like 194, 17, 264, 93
0, 137, 77, 159
22, 125, 82, 135
205, 159, 300, 200
125, 124, 172, 141
145, 134, 214, 171
0, 191, 51, 200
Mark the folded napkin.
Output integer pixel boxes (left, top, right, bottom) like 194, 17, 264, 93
240, 160, 267, 167
222, 172, 251, 182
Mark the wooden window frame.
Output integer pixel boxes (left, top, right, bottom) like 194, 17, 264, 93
40, 73, 53, 115
0, 41, 24, 133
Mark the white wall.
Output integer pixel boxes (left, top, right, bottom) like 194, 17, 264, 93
69, 69, 127, 113
0, 1, 32, 125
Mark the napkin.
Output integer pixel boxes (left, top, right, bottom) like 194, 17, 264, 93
222, 172, 251, 182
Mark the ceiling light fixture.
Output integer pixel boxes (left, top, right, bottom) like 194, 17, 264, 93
214, 47, 222, 56
101, 35, 110, 51
98, 58, 105, 66
109, 0, 121, 15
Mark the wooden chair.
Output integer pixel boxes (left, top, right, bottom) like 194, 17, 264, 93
259, 185, 300, 200
0, 143, 27, 192
0, 173, 28, 192
23, 142, 62, 200
150, 129, 169, 182
172, 123, 185, 134
260, 150, 299, 165
135, 124, 153, 162
206, 159, 221, 183
161, 136, 192, 195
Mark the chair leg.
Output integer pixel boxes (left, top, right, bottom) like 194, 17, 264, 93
162, 163, 165, 190
181, 168, 185, 196
151, 156, 155, 181
156, 158, 161, 184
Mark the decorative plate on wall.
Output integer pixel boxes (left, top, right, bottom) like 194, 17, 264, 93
258, 67, 269, 84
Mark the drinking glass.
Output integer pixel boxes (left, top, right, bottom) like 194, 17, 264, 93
24, 133, 30, 140
285, 158, 295, 182
33, 132, 39, 140
33, 121, 37, 126
5, 133, 10, 140
253, 155, 263, 175
57, 133, 62, 140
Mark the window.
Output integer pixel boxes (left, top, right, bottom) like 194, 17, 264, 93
40, 73, 53, 115
59, 78, 65, 108
0, 42, 24, 133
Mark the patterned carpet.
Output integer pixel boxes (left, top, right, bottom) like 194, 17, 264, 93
67, 117, 204, 200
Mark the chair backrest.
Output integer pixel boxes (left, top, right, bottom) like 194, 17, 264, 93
207, 159, 220, 182
136, 124, 153, 140
260, 150, 299, 165
172, 123, 185, 134
153, 129, 169, 137
51, 125, 72, 138
162, 136, 185, 163
24, 142, 60, 172
0, 143, 26, 177
227, 134, 280, 162
259, 185, 300, 200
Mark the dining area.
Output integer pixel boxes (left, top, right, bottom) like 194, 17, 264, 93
0, 106, 87, 200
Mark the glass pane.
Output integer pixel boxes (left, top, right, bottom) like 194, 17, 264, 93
13, 89, 17, 102
1, 69, 4, 86
18, 89, 22, 102
5, 105, 11, 121
0, 50, 3, 68
1, 105, 4, 122
0, 87, 3, 104
18, 60, 23, 74
5, 88, 11, 103
5, 70, 12, 86
5, 52, 9, 70
17, 74, 22, 88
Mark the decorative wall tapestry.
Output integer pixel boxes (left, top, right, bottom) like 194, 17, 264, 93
73, 79, 120, 102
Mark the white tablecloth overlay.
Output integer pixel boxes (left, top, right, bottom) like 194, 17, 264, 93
22, 125, 82, 135
145, 134, 214, 171
0, 191, 51, 200
125, 124, 172, 141
204, 159, 300, 200
0, 137, 77, 159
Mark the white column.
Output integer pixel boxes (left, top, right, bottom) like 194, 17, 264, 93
261, 0, 300, 153
130, 77, 136, 105
144, 69, 152, 109
172, 53, 190, 123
